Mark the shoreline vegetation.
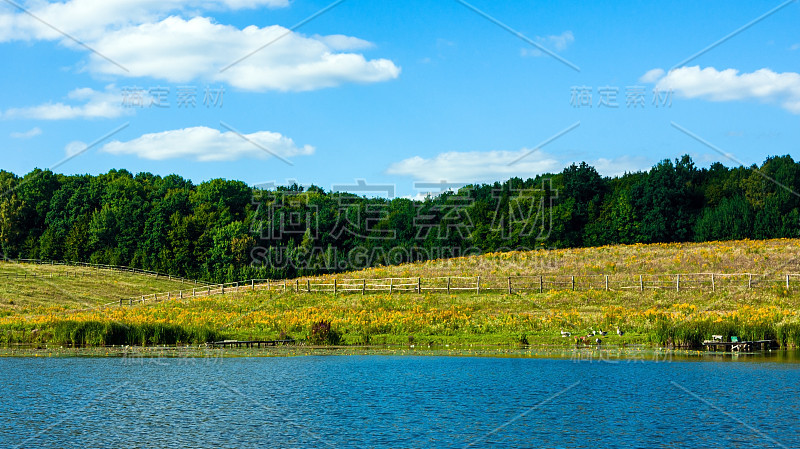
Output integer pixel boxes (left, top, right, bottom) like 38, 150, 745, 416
4, 344, 800, 364
2, 239, 800, 351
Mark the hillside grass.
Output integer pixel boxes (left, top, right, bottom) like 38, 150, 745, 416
333, 239, 800, 279
3, 239, 800, 349
0, 262, 197, 312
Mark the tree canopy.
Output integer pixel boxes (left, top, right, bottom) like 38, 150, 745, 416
1, 154, 797, 282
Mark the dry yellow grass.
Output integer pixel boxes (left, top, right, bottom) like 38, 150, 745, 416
335, 239, 800, 279
0, 262, 198, 312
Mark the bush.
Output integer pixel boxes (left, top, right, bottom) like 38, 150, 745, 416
308, 320, 341, 345
50, 320, 222, 346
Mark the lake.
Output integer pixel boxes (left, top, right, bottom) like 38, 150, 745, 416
2, 354, 799, 448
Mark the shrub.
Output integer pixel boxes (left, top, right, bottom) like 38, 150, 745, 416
308, 320, 341, 345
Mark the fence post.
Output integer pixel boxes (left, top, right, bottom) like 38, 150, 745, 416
221, 284, 224, 294
748, 274, 752, 289
296, 279, 299, 292
476, 276, 481, 294
418, 277, 421, 293
507, 276, 512, 294
676, 274, 680, 292
334, 279, 338, 295
639, 275, 643, 292
192, 288, 195, 297
308, 279, 311, 293
362, 279, 366, 295
787, 274, 790, 290
119, 299, 122, 306
284, 280, 287, 292
168, 291, 171, 300
711, 273, 715, 292
539, 276, 543, 293
179, 290, 183, 299
571, 276, 575, 291
207, 286, 210, 296
605, 275, 609, 292
447, 277, 451, 294
390, 278, 394, 294
252, 279, 255, 291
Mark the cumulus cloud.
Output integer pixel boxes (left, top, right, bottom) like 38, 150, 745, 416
0, 1, 400, 92
64, 140, 87, 157
10, 127, 42, 138
88, 17, 400, 91
388, 149, 653, 183
521, 31, 574, 57
639, 68, 665, 84
581, 155, 652, 177
386, 149, 562, 183
642, 66, 800, 114
313, 34, 375, 51
0, 0, 288, 41
101, 126, 314, 162
2, 85, 128, 120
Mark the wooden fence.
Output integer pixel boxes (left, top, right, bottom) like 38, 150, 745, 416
108, 272, 800, 308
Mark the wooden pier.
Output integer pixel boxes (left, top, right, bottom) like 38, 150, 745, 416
702, 337, 775, 352
209, 339, 295, 348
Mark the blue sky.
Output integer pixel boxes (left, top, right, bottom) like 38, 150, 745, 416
1, 0, 798, 198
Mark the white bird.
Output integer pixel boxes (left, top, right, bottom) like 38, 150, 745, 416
595, 338, 602, 344
616, 328, 625, 336
560, 330, 571, 337
598, 329, 608, 336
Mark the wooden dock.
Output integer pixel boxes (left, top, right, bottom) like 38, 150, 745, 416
209, 339, 295, 348
702, 339, 775, 352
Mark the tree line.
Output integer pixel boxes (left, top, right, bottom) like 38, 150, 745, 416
0, 154, 797, 282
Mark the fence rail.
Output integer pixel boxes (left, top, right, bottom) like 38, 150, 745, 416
104, 272, 800, 308
1, 259, 209, 286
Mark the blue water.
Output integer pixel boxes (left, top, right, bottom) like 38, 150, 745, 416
1, 356, 799, 448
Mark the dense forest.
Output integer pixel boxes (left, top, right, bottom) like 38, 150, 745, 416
1, 154, 798, 282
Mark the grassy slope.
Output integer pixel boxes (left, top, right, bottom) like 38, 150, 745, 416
0, 262, 197, 312
3, 239, 800, 348
335, 239, 800, 278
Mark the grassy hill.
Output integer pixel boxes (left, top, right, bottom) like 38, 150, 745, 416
0, 262, 198, 312
344, 238, 800, 278
2, 239, 800, 349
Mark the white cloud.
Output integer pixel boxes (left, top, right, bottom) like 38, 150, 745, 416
521, 31, 574, 57
101, 126, 314, 162
386, 149, 561, 183
388, 148, 653, 183
313, 34, 375, 51
790, 43, 800, 51
0, 0, 288, 41
581, 155, 652, 177
642, 66, 800, 114
639, 68, 664, 84
87, 17, 400, 91
2, 85, 128, 120
64, 140, 87, 157
10, 127, 42, 138
0, 1, 400, 92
